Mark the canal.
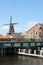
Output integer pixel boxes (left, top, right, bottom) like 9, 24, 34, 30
0, 55, 43, 65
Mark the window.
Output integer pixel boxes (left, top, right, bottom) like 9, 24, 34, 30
30, 32, 32, 38
35, 29, 38, 36
39, 32, 41, 37
36, 32, 37, 35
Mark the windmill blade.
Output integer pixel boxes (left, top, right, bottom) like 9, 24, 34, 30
10, 16, 18, 24
4, 16, 18, 25
4, 23, 18, 25
4, 24, 10, 25
10, 16, 12, 24
12, 23, 18, 25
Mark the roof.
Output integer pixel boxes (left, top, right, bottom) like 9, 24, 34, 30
26, 23, 40, 33
0, 35, 11, 39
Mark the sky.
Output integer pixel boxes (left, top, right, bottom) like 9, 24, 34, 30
0, 0, 43, 35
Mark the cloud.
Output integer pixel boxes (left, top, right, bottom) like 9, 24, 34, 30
2, 26, 9, 31
0, 26, 9, 35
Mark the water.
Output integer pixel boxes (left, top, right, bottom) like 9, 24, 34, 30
0, 55, 43, 65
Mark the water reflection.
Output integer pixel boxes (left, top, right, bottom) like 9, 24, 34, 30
0, 55, 43, 65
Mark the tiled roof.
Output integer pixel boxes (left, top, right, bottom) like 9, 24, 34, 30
0, 35, 10, 39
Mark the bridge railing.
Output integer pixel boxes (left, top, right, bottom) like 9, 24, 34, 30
0, 38, 43, 42
22, 38, 43, 42
0, 40, 43, 48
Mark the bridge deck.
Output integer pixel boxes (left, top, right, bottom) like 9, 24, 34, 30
0, 41, 43, 48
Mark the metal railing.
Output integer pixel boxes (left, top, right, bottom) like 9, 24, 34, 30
0, 38, 43, 42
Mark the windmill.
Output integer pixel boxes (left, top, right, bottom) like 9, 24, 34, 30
4, 16, 18, 35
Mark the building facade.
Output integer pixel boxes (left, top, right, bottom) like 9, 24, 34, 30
24, 23, 43, 41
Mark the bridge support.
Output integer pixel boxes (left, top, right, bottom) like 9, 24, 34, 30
40, 48, 43, 55
34, 50, 36, 54
23, 49, 25, 53
28, 49, 31, 54
1, 48, 4, 56
3, 48, 6, 56
18, 49, 20, 53
37, 47, 40, 55
40, 50, 42, 55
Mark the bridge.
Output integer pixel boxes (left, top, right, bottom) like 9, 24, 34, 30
0, 41, 43, 49
0, 40, 43, 56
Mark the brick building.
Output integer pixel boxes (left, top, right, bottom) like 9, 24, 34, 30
24, 23, 43, 41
